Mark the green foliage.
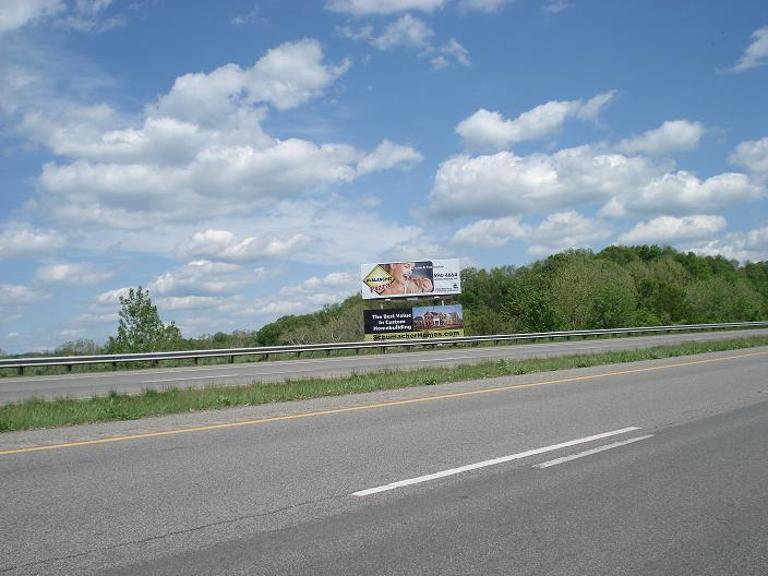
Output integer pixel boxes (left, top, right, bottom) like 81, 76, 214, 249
248, 246, 768, 344
104, 287, 182, 354
54, 339, 102, 356
32, 245, 768, 357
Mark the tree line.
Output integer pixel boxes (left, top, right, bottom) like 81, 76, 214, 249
34, 245, 768, 356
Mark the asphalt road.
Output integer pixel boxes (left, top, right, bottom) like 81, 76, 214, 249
1, 347, 767, 575
1, 327, 767, 403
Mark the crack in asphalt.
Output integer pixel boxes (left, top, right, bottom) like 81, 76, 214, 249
0, 493, 344, 574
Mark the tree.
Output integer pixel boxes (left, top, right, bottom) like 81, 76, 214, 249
55, 338, 102, 356
105, 287, 182, 353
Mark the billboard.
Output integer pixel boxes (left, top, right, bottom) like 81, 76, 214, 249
360, 259, 461, 300
363, 304, 464, 341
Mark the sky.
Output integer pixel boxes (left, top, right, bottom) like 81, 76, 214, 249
1, 0, 767, 353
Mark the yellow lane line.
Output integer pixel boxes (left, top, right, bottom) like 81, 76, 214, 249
1, 349, 766, 457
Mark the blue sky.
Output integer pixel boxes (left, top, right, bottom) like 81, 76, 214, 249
1, 0, 767, 353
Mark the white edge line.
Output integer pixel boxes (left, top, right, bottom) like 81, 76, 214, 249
533, 434, 654, 468
352, 426, 641, 496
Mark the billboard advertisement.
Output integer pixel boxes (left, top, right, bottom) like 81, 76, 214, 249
363, 304, 464, 341
360, 259, 461, 300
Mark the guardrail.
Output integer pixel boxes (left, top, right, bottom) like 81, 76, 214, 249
1, 321, 767, 375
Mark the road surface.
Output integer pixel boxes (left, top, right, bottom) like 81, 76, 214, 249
1, 327, 767, 403
1, 347, 767, 574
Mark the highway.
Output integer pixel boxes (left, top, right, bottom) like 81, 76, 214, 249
1, 347, 767, 575
1, 327, 767, 403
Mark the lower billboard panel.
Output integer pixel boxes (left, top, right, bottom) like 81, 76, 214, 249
363, 304, 464, 341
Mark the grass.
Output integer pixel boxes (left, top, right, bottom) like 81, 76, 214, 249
1, 336, 767, 433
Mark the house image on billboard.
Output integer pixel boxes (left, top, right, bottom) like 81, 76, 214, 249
414, 310, 463, 330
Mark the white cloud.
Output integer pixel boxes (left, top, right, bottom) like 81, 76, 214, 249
94, 286, 131, 305
325, 0, 445, 15
526, 211, 612, 255
429, 145, 763, 218
728, 26, 768, 73
54, 0, 124, 32
0, 0, 124, 34
340, 15, 470, 69
576, 91, 616, 121
16, 40, 423, 231
357, 139, 423, 175
618, 119, 705, 155
615, 171, 762, 216
0, 226, 65, 258
184, 230, 312, 262
35, 262, 113, 285
151, 39, 349, 117
0, 284, 46, 305
156, 295, 229, 311
452, 211, 611, 253
452, 216, 527, 247
730, 136, 768, 176
149, 260, 245, 296
543, 0, 572, 14
456, 91, 615, 150
693, 224, 768, 262
0, 0, 63, 33
37, 139, 365, 225
372, 14, 434, 49
431, 38, 471, 69
231, 4, 266, 26
458, 0, 507, 12
277, 271, 358, 309
618, 215, 727, 244
215, 270, 359, 322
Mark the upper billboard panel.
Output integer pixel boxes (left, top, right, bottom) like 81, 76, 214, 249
360, 259, 461, 300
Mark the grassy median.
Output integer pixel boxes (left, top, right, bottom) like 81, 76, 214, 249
1, 336, 767, 432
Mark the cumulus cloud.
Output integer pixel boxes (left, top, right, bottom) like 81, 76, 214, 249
618, 119, 705, 155
618, 215, 727, 244
452, 216, 527, 247
325, 0, 446, 15
429, 145, 763, 218
727, 26, 768, 73
151, 39, 349, 116
357, 140, 423, 175
526, 211, 613, 255
371, 14, 434, 49
339, 15, 470, 69
452, 211, 611, 254
94, 286, 131, 305
35, 261, 113, 285
730, 136, 768, 176
149, 260, 245, 296
16, 39, 420, 229
693, 224, 768, 262
456, 91, 616, 150
612, 171, 762, 216
184, 230, 312, 262
0, 226, 65, 259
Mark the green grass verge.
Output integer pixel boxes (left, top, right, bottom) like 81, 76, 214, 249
2, 336, 767, 433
